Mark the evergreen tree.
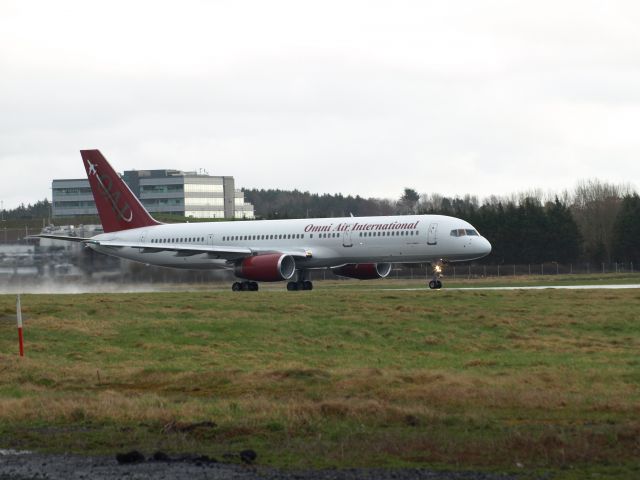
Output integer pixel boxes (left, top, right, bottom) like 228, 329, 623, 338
612, 194, 640, 264
545, 197, 581, 262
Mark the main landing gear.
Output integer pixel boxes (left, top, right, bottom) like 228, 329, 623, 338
286, 280, 313, 291
232, 281, 259, 291
287, 270, 313, 291
428, 262, 444, 290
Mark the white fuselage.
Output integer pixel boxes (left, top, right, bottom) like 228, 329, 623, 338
89, 214, 491, 270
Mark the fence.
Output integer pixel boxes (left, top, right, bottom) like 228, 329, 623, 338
376, 262, 635, 281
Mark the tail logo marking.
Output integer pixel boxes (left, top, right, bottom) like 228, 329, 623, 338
85, 159, 133, 223
87, 159, 97, 176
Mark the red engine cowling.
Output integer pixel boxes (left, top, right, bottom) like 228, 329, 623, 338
235, 254, 296, 282
332, 263, 392, 280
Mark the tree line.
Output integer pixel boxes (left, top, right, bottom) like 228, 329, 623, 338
244, 180, 640, 265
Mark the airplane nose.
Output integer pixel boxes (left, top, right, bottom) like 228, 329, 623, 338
482, 238, 492, 256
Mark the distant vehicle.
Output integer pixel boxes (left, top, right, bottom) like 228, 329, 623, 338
35, 150, 491, 291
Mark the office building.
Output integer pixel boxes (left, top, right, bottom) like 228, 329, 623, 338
52, 169, 254, 219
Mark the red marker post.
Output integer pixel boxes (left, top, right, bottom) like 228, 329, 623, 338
17, 294, 24, 357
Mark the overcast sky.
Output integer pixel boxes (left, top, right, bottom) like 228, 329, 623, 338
1, 0, 639, 209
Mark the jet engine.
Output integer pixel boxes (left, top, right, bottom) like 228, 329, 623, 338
235, 253, 296, 282
332, 263, 392, 280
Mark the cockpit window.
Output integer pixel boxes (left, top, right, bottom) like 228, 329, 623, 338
451, 228, 479, 237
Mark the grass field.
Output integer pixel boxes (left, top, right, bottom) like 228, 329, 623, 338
1, 277, 639, 478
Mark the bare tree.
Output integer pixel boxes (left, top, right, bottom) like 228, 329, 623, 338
571, 179, 634, 263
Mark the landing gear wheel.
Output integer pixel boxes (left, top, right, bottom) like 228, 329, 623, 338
436, 280, 442, 289
287, 269, 313, 291
232, 281, 259, 292
428, 280, 437, 289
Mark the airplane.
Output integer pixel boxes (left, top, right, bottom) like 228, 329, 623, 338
35, 150, 492, 291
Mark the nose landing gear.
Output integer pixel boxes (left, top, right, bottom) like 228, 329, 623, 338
428, 262, 444, 289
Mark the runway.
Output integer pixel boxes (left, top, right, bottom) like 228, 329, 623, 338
383, 284, 640, 291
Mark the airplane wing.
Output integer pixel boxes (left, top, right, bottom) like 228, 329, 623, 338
31, 235, 312, 261
86, 239, 313, 261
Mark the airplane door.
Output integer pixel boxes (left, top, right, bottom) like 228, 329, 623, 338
342, 226, 353, 247
139, 230, 147, 243
207, 234, 214, 246
427, 223, 438, 245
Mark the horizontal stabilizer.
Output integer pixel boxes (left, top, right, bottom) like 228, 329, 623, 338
30, 234, 91, 243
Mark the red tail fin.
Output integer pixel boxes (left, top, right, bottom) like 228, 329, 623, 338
80, 150, 160, 233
